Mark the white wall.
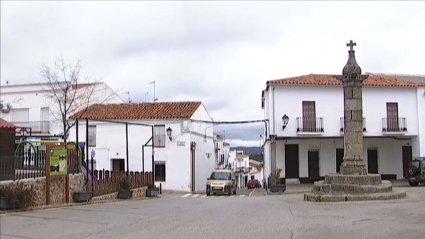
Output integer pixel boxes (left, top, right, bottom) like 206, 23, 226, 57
190, 104, 215, 192
264, 85, 419, 137
0, 82, 123, 136
412, 87, 425, 158
275, 137, 410, 179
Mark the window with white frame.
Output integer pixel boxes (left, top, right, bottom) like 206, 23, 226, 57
88, 125, 96, 147
154, 125, 165, 147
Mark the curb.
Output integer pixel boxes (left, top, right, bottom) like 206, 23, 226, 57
248, 188, 256, 197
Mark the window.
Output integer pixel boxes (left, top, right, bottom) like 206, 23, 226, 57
88, 125, 96, 147
154, 161, 166, 181
154, 125, 165, 147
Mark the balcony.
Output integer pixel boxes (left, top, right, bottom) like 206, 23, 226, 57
234, 167, 250, 174
12, 121, 50, 134
340, 117, 367, 133
382, 118, 407, 133
296, 117, 324, 133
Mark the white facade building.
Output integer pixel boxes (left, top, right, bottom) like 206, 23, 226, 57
262, 73, 425, 184
228, 150, 250, 188
0, 82, 123, 141
68, 101, 216, 193
249, 160, 264, 185
213, 133, 230, 169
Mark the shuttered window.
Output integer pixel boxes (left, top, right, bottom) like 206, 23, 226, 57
154, 125, 165, 147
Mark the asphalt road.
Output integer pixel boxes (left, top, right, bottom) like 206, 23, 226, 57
1, 187, 425, 239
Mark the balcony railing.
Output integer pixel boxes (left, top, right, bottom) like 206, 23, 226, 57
340, 117, 367, 132
382, 117, 407, 132
296, 117, 324, 133
12, 121, 50, 134
234, 167, 250, 174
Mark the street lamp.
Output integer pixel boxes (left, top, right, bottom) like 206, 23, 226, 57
166, 127, 172, 141
281, 114, 289, 130
19, 127, 31, 140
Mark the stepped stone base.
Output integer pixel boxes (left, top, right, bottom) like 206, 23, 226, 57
304, 173, 406, 202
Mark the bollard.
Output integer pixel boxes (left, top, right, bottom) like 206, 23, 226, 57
160, 183, 162, 194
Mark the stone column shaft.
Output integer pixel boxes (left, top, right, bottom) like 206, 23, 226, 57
341, 83, 367, 175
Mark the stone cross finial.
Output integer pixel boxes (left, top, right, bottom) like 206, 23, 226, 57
347, 40, 356, 51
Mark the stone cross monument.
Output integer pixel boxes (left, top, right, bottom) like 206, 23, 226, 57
339, 40, 369, 175
303, 40, 406, 202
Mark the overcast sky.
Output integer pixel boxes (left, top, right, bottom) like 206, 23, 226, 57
1, 1, 424, 147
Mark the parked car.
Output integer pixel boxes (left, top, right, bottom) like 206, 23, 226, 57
405, 157, 425, 186
206, 169, 237, 196
247, 179, 261, 189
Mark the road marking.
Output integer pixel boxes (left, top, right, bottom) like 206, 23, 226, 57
182, 193, 192, 198
249, 188, 256, 197
201, 195, 206, 198
191, 194, 200, 198
239, 195, 245, 197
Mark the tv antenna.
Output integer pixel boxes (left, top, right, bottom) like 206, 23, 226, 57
149, 81, 158, 102
122, 91, 132, 103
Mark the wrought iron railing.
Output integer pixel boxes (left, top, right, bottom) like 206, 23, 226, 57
12, 121, 50, 133
340, 117, 367, 132
296, 117, 324, 133
0, 153, 46, 181
382, 117, 407, 132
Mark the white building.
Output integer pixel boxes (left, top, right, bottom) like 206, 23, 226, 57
261, 73, 425, 184
0, 82, 123, 141
249, 160, 264, 185
213, 133, 230, 169
68, 101, 216, 193
228, 150, 250, 188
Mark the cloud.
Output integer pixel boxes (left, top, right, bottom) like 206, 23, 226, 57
1, 1, 424, 146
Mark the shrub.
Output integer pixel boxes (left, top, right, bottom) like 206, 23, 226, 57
271, 168, 283, 185
0, 181, 39, 209
147, 184, 157, 190
119, 176, 131, 191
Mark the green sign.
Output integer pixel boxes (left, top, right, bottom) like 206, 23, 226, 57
49, 147, 68, 176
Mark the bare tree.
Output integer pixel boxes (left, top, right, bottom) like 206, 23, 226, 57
39, 57, 110, 143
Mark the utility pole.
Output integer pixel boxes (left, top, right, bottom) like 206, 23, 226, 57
149, 81, 158, 102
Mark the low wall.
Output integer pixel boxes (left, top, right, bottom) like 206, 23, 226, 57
91, 186, 148, 202
1, 175, 149, 208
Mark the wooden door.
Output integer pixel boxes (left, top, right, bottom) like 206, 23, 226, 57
112, 159, 124, 172
308, 150, 320, 178
402, 146, 412, 177
386, 103, 399, 131
285, 144, 299, 178
367, 149, 378, 174
336, 148, 344, 173
302, 101, 316, 131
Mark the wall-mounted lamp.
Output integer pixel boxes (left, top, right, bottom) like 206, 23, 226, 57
166, 127, 172, 141
18, 127, 31, 139
281, 114, 289, 130
205, 153, 212, 158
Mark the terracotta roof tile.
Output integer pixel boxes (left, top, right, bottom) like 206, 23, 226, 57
70, 101, 202, 120
267, 74, 422, 87
0, 118, 16, 129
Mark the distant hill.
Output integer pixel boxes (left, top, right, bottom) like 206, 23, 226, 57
230, 146, 263, 162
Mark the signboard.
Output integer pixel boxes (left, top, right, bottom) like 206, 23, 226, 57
177, 141, 185, 147
49, 147, 68, 176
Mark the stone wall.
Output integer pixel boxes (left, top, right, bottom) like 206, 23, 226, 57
0, 174, 86, 207
1, 175, 149, 208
